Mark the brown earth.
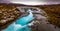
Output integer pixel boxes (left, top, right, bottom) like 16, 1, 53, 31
0, 5, 21, 30
38, 4, 60, 28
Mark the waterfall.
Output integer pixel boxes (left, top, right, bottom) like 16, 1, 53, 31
15, 9, 34, 25
2, 9, 34, 31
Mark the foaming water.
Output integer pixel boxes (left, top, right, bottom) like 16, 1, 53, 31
2, 9, 34, 31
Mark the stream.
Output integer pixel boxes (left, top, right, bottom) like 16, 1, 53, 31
2, 9, 34, 31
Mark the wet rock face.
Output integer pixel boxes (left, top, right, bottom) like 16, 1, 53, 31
0, 5, 21, 30
30, 8, 48, 31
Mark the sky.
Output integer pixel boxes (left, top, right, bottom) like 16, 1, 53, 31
0, 0, 60, 5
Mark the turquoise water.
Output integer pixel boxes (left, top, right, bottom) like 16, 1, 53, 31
2, 9, 34, 31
